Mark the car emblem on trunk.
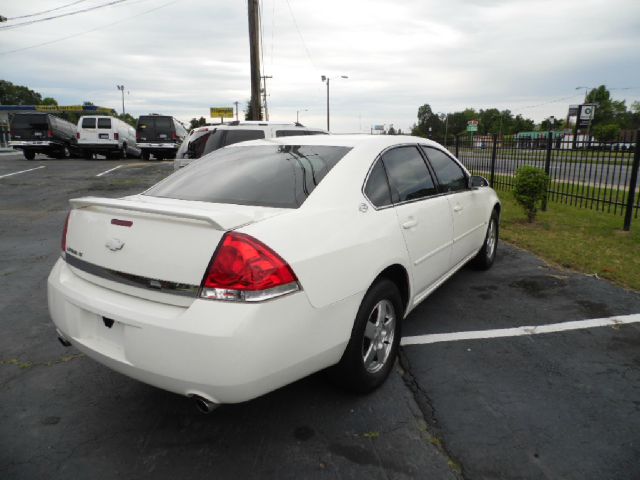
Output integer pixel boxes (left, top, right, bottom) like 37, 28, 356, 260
105, 238, 125, 252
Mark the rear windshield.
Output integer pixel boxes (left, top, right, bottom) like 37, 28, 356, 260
81, 118, 96, 128
98, 118, 112, 129
275, 130, 308, 138
145, 145, 351, 208
11, 114, 49, 129
137, 116, 173, 132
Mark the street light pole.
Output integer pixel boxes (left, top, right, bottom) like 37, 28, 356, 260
116, 85, 125, 116
321, 75, 348, 132
296, 109, 308, 124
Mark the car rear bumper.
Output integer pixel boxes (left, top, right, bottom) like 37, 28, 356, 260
78, 142, 120, 152
47, 259, 357, 404
9, 141, 54, 147
138, 143, 177, 150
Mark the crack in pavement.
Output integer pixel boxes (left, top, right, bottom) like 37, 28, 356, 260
397, 349, 466, 480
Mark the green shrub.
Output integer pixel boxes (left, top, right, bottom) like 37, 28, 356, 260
513, 166, 549, 223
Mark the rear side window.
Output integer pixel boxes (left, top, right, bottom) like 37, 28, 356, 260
276, 130, 307, 138
382, 146, 437, 203
82, 118, 96, 128
97, 118, 111, 129
222, 129, 265, 146
145, 145, 351, 208
422, 147, 467, 193
364, 160, 392, 207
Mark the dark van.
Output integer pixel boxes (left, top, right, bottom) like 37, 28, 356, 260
9, 113, 77, 160
136, 115, 187, 160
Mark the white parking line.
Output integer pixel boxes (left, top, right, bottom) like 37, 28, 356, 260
0, 165, 46, 179
401, 313, 640, 346
96, 165, 124, 177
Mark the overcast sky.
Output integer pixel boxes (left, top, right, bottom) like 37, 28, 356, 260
1, 0, 639, 132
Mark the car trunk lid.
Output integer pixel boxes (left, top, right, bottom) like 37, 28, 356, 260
63, 195, 287, 305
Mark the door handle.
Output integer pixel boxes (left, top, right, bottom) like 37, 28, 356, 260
453, 205, 463, 213
402, 219, 418, 229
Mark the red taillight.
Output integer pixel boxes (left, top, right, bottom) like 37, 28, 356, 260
136, 133, 141, 141
48, 130, 53, 138
114, 132, 119, 140
200, 232, 299, 302
171, 132, 177, 141
76, 132, 80, 139
61, 212, 70, 255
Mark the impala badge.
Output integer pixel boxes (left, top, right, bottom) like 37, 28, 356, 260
105, 238, 125, 252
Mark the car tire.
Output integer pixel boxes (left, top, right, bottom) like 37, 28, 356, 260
120, 145, 127, 160
82, 150, 93, 160
329, 278, 402, 393
24, 151, 36, 161
470, 209, 499, 270
142, 151, 150, 161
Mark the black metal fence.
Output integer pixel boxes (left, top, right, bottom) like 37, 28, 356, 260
448, 131, 640, 231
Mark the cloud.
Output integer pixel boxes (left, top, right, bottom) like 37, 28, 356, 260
1, 0, 639, 132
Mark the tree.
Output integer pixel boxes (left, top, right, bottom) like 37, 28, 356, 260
41, 97, 58, 106
189, 116, 207, 130
117, 113, 137, 128
514, 166, 549, 223
0, 80, 43, 105
586, 85, 627, 127
593, 124, 621, 142
412, 103, 445, 139
387, 125, 396, 135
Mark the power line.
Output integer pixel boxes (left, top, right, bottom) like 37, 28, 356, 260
284, 0, 317, 72
7, 0, 92, 20
0, 0, 130, 30
0, 0, 180, 55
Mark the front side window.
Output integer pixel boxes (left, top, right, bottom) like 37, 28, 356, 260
145, 145, 351, 208
81, 118, 96, 129
97, 118, 111, 129
422, 147, 467, 193
364, 160, 392, 207
222, 129, 265, 146
381, 146, 437, 203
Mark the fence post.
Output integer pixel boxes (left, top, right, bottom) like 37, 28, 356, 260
542, 130, 553, 211
623, 130, 640, 231
490, 133, 497, 187
455, 134, 460, 158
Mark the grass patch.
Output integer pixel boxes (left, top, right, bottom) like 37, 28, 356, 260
496, 187, 640, 291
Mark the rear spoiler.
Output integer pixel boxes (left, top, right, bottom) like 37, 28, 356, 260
68, 197, 250, 231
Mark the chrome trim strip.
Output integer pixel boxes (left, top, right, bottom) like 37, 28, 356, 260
453, 222, 486, 244
65, 254, 199, 298
413, 240, 454, 266
9, 140, 52, 146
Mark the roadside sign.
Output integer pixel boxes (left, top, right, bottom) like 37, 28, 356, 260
373, 125, 385, 131
580, 104, 596, 120
467, 119, 479, 126
210, 107, 234, 118
578, 104, 596, 128
466, 124, 478, 132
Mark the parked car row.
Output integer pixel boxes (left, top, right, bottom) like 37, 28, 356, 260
8, 112, 187, 161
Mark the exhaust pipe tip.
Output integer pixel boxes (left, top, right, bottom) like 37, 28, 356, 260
56, 329, 72, 347
192, 395, 219, 414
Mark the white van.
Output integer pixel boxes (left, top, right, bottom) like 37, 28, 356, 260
76, 116, 140, 159
174, 121, 327, 170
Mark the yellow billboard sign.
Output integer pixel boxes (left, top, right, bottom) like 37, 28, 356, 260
210, 107, 234, 118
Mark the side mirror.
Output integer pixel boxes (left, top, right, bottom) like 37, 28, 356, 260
469, 175, 489, 188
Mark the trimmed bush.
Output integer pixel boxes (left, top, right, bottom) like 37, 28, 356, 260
513, 166, 549, 223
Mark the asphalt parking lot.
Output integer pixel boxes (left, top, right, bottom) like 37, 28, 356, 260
1, 151, 639, 480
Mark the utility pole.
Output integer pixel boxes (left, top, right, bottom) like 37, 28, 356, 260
247, 0, 263, 120
261, 75, 272, 121
234, 101, 239, 121
116, 85, 126, 116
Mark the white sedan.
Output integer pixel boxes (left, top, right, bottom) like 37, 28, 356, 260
48, 135, 500, 412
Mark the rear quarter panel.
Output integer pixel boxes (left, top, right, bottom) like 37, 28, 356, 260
240, 143, 412, 310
